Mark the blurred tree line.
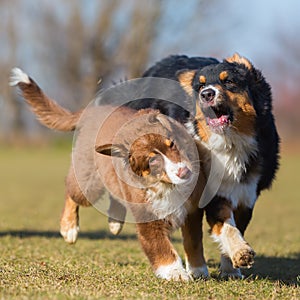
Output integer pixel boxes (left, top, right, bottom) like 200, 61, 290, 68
0, 0, 299, 143
1, 0, 161, 142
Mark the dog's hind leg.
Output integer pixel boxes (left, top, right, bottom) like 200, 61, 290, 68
60, 194, 80, 244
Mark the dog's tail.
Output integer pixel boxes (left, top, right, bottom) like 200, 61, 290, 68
10, 68, 81, 131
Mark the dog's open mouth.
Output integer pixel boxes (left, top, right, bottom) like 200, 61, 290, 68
202, 105, 233, 131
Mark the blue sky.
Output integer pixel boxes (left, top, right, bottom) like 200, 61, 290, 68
154, 0, 300, 60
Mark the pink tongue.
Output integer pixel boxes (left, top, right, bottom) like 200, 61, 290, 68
207, 115, 229, 127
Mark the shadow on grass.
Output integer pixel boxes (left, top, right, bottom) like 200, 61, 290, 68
244, 254, 300, 286
208, 254, 300, 286
1, 230, 298, 285
0, 229, 137, 241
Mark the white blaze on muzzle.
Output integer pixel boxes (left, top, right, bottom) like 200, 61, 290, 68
160, 153, 192, 184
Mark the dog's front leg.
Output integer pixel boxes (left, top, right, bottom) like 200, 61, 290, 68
205, 197, 255, 279
181, 208, 209, 279
136, 220, 190, 281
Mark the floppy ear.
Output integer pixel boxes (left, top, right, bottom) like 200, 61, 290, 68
152, 113, 173, 132
176, 69, 196, 96
225, 53, 253, 70
95, 143, 128, 158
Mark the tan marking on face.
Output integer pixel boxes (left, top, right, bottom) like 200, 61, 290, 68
177, 70, 196, 96
148, 152, 156, 158
226, 53, 253, 70
194, 107, 211, 142
228, 91, 256, 136
199, 75, 206, 84
142, 170, 150, 177
219, 71, 228, 81
164, 139, 172, 147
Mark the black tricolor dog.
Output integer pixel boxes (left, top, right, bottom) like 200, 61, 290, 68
122, 53, 280, 278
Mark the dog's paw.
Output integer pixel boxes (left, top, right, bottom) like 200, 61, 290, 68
219, 254, 243, 279
186, 264, 209, 280
220, 268, 243, 280
155, 259, 191, 281
108, 220, 123, 235
60, 226, 79, 244
232, 246, 255, 269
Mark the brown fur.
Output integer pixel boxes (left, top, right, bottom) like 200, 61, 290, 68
219, 71, 228, 81
13, 73, 208, 280
226, 53, 253, 70
17, 80, 81, 131
199, 75, 206, 84
176, 70, 195, 97
227, 90, 257, 136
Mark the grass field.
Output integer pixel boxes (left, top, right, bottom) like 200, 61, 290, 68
0, 144, 299, 299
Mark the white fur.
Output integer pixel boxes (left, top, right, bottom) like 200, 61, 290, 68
155, 257, 191, 281
162, 155, 190, 185
9, 68, 30, 86
146, 184, 188, 229
145, 154, 197, 228
203, 132, 260, 209
60, 226, 79, 244
212, 222, 246, 258
108, 220, 123, 235
217, 175, 259, 209
220, 255, 243, 279
201, 85, 220, 104
184, 120, 200, 140
185, 261, 209, 279
207, 132, 258, 181
211, 214, 253, 268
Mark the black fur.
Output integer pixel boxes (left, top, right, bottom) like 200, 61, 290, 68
126, 54, 279, 195
190, 59, 280, 194
122, 54, 280, 273
125, 55, 219, 123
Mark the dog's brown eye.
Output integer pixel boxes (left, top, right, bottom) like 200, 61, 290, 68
149, 155, 162, 168
224, 79, 234, 85
198, 83, 205, 90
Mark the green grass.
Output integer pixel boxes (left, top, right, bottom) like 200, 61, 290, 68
0, 145, 299, 299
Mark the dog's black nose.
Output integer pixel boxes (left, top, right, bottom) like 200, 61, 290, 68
200, 88, 215, 102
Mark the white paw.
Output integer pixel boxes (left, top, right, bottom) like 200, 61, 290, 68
220, 268, 243, 279
60, 226, 79, 244
220, 255, 243, 279
108, 220, 123, 235
155, 259, 191, 281
10, 68, 30, 86
186, 264, 209, 279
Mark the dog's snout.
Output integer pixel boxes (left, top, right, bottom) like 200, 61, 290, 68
200, 88, 215, 103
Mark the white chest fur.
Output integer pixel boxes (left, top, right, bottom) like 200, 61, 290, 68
203, 132, 260, 209
146, 183, 188, 229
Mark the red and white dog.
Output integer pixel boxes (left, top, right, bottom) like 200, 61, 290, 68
10, 68, 208, 281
